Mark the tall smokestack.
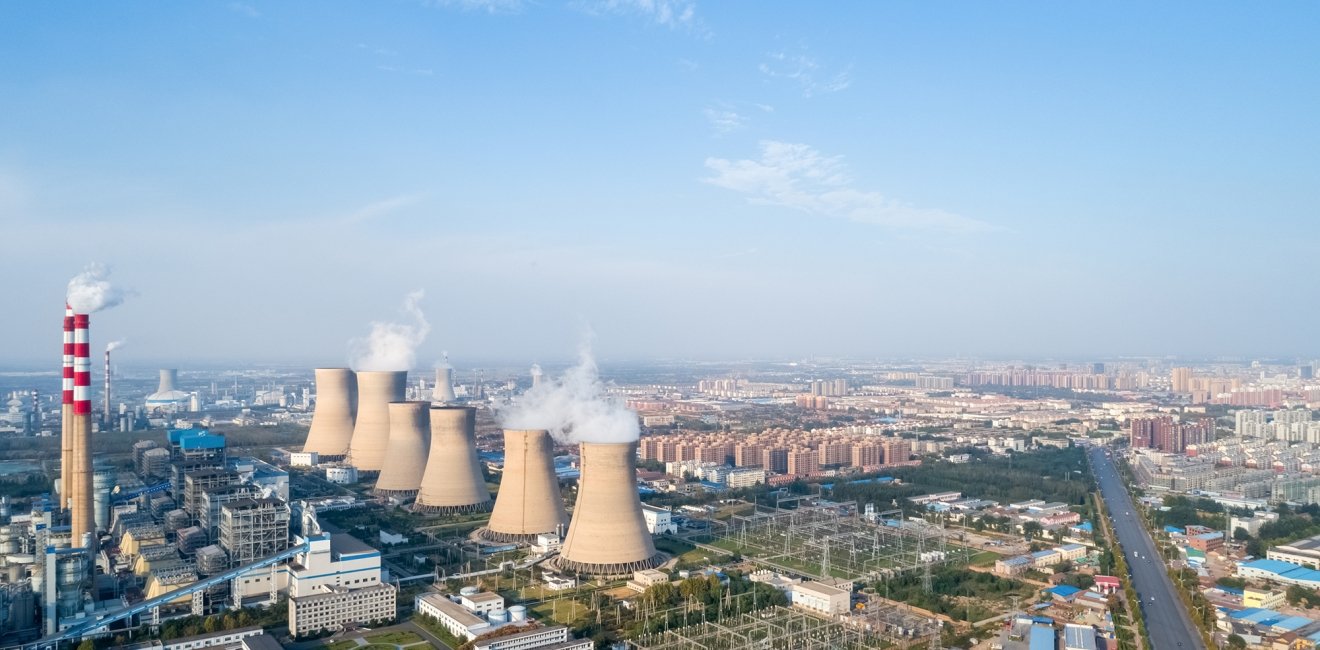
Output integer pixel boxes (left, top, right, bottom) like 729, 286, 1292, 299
555, 442, 660, 576
302, 368, 357, 458
60, 307, 73, 512
70, 313, 95, 543
103, 348, 111, 430
347, 371, 406, 472
481, 429, 568, 543
433, 366, 457, 404
373, 402, 431, 497
413, 406, 491, 513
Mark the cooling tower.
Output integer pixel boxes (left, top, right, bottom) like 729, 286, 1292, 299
555, 442, 661, 576
373, 402, 431, 497
481, 429, 568, 543
434, 367, 457, 403
347, 370, 406, 472
302, 368, 358, 458
157, 369, 178, 393
412, 406, 491, 513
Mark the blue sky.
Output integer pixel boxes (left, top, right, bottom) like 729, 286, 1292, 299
2, 1, 1318, 366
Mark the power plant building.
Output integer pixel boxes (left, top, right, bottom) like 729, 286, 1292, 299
145, 369, 191, 414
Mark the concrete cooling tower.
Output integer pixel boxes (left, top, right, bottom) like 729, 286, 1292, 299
347, 370, 406, 472
302, 368, 358, 458
481, 429, 568, 543
433, 366, 457, 403
412, 406, 491, 513
373, 402, 431, 497
555, 442, 661, 576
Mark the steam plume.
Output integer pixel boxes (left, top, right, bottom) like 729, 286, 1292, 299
66, 264, 132, 313
106, 340, 126, 352
349, 290, 431, 371
498, 340, 638, 443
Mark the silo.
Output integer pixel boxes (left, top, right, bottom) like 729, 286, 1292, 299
555, 442, 661, 576
373, 402, 431, 497
92, 464, 115, 533
302, 368, 358, 458
347, 370, 406, 472
412, 406, 491, 513
481, 429, 568, 543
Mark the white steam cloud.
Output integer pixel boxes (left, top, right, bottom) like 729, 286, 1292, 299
66, 264, 132, 313
106, 340, 126, 352
498, 342, 639, 443
349, 290, 431, 371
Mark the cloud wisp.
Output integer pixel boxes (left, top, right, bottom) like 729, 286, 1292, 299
703, 106, 747, 135
760, 50, 850, 97
423, 0, 524, 13
575, 0, 703, 32
704, 141, 991, 233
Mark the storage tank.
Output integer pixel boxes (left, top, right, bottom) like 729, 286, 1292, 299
93, 463, 115, 532
554, 442, 661, 576
481, 429, 569, 543
412, 406, 492, 513
508, 605, 527, 622
302, 369, 358, 459
373, 402, 431, 497
348, 371, 406, 472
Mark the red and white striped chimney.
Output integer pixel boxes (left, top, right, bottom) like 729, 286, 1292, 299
103, 347, 112, 429
70, 312, 95, 544
60, 306, 73, 511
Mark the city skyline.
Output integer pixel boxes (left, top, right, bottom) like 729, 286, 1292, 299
3, 2, 1319, 364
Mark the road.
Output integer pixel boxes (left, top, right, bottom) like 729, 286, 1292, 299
1089, 447, 1205, 650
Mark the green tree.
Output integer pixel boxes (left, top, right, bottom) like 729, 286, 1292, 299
76, 641, 95, 650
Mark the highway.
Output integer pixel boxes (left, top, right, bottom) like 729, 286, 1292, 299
1089, 447, 1205, 650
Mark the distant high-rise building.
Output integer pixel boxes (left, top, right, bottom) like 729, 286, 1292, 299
1130, 416, 1211, 453
1171, 367, 1193, 393
1302, 365, 1315, 380
1092, 363, 1105, 374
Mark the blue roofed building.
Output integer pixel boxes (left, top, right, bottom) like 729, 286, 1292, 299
1046, 585, 1083, 602
1029, 625, 1056, 650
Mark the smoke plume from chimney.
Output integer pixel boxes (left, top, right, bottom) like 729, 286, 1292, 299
349, 290, 430, 371
106, 339, 126, 352
66, 264, 132, 314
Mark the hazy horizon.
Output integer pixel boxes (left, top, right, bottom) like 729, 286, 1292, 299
4, 2, 1318, 364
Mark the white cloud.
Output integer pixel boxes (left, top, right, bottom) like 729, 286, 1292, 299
704, 141, 991, 233
424, 0, 524, 13
227, 2, 261, 18
759, 50, 851, 97
342, 193, 425, 224
576, 0, 703, 32
703, 107, 746, 135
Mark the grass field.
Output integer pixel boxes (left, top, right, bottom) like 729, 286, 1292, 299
322, 641, 360, 650
529, 598, 590, 625
969, 550, 1002, 567
366, 630, 424, 645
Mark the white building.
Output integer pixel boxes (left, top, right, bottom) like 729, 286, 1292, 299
325, 465, 357, 484
285, 533, 396, 636
473, 625, 592, 650
460, 591, 505, 616
788, 581, 850, 616
288, 582, 396, 637
417, 593, 492, 641
642, 504, 677, 535
723, 467, 766, 488
290, 452, 319, 467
